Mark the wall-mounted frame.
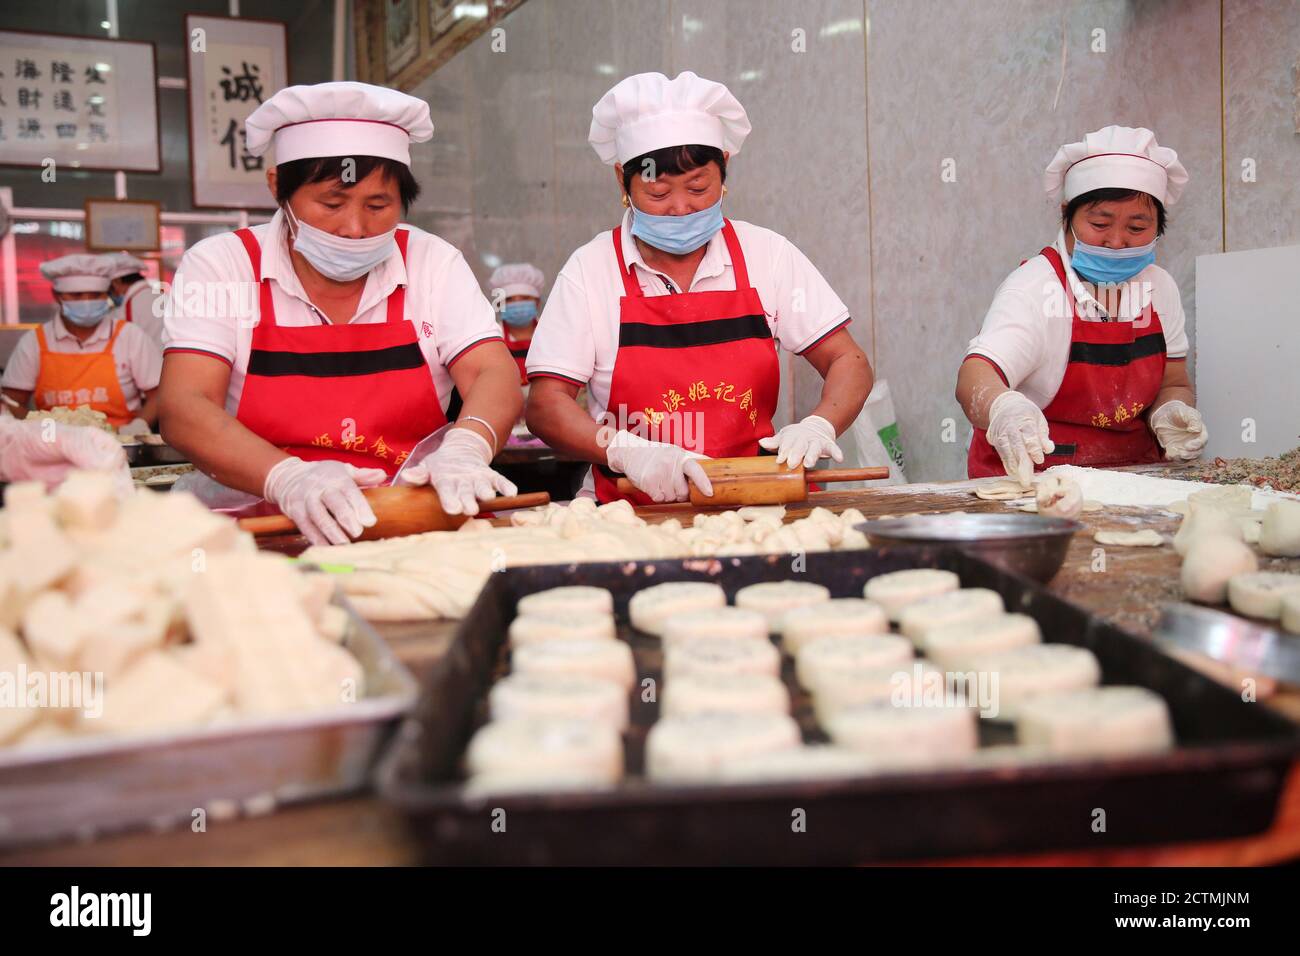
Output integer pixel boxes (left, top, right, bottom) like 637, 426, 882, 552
184, 14, 289, 210
0, 29, 160, 173
84, 197, 161, 252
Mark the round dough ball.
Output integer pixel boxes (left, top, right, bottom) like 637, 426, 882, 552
1093, 529, 1164, 547
962, 643, 1100, 720
1015, 686, 1173, 757
512, 639, 636, 689
629, 581, 727, 635
717, 745, 873, 783
824, 700, 977, 766
921, 613, 1042, 669
646, 712, 801, 782
810, 661, 943, 726
1259, 500, 1300, 557
664, 636, 781, 679
489, 673, 629, 729
1173, 501, 1242, 557
1036, 475, 1082, 520
1226, 571, 1300, 620
1281, 592, 1300, 635
509, 612, 615, 647
661, 606, 769, 647
864, 568, 961, 622
734, 580, 831, 631
517, 585, 614, 618
780, 598, 888, 654
795, 633, 913, 690
898, 588, 1005, 645
660, 671, 790, 718
1181, 534, 1258, 605
736, 505, 786, 523
466, 718, 624, 783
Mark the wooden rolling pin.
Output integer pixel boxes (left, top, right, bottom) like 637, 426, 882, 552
237, 485, 551, 540
616, 457, 889, 507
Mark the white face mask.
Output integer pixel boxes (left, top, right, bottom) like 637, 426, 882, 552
283, 204, 397, 282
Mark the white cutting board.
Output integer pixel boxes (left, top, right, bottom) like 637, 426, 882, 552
1194, 243, 1300, 459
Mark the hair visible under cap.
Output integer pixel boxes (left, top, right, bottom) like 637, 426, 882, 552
621, 144, 727, 193
1062, 187, 1167, 236
274, 155, 421, 211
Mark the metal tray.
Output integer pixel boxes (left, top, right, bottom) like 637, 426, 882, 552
0, 597, 417, 849
378, 548, 1300, 865
122, 442, 190, 467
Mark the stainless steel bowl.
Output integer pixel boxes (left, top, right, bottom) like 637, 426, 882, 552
857, 513, 1082, 582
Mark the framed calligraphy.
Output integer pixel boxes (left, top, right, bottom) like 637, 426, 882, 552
184, 14, 288, 210
84, 197, 161, 252
0, 29, 160, 173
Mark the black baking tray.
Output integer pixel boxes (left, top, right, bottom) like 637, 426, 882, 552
376, 548, 1300, 865
123, 442, 189, 467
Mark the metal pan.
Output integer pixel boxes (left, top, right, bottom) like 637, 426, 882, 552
861, 513, 1081, 582
377, 548, 1300, 865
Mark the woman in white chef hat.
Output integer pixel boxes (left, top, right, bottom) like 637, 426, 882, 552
957, 126, 1207, 483
486, 262, 546, 385
106, 252, 165, 347
158, 82, 522, 545
525, 71, 873, 503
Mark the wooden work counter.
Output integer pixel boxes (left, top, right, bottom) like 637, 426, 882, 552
6, 472, 1299, 866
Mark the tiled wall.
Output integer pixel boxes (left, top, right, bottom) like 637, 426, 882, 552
405, 0, 1300, 481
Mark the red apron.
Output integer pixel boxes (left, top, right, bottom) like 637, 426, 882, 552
594, 220, 780, 504
968, 246, 1165, 477
232, 227, 449, 477
502, 324, 531, 385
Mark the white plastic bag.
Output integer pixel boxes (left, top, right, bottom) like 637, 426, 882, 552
838, 379, 908, 486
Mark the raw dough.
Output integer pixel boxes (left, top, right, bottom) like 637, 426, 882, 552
1259, 500, 1300, 557
660, 606, 768, 647
517, 585, 614, 618
1226, 571, 1300, 620
1015, 686, 1173, 757
1281, 593, 1300, 635
717, 746, 874, 783
465, 718, 623, 785
512, 638, 636, 689
1093, 529, 1164, 547
921, 613, 1042, 669
824, 700, 978, 766
734, 580, 831, 631
864, 568, 961, 622
810, 661, 944, 726
1181, 534, 1258, 605
488, 673, 629, 729
962, 643, 1101, 721
1173, 500, 1242, 557
780, 597, 889, 654
974, 479, 1033, 501
628, 581, 727, 635
1014, 498, 1102, 514
508, 613, 616, 647
794, 633, 913, 690
645, 712, 802, 782
661, 671, 790, 717
897, 588, 1005, 645
664, 635, 780, 679
736, 505, 787, 522
1035, 475, 1083, 520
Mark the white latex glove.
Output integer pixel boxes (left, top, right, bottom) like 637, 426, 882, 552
117, 417, 152, 437
396, 427, 517, 516
262, 456, 387, 546
758, 414, 843, 469
0, 415, 131, 494
1149, 400, 1208, 461
604, 429, 713, 503
986, 390, 1055, 487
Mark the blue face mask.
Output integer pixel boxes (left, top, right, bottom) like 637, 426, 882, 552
60, 298, 112, 327
630, 197, 724, 255
109, 291, 124, 307
500, 300, 538, 327
1069, 230, 1157, 285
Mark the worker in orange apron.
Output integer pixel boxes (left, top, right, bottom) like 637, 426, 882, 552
487, 263, 545, 386
1, 253, 159, 435
523, 71, 874, 503
957, 126, 1208, 483
157, 82, 522, 546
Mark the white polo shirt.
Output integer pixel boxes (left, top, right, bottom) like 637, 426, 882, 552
1, 313, 162, 412
966, 228, 1188, 409
526, 210, 851, 414
162, 211, 503, 415
118, 279, 166, 348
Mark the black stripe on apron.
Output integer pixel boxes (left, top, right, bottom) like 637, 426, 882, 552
247, 342, 426, 378
508, 347, 529, 358
618, 314, 773, 350
1067, 332, 1166, 367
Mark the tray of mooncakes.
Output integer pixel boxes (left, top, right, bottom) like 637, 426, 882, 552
376, 548, 1300, 864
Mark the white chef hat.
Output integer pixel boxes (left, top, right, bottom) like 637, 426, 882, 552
245, 81, 434, 167
488, 263, 546, 300
104, 252, 147, 280
39, 254, 113, 294
589, 71, 751, 166
1045, 125, 1189, 207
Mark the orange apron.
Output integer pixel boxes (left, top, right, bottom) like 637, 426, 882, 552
33, 319, 134, 426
